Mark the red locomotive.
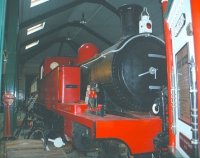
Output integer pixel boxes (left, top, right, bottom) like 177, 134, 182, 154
15, 1, 200, 158
25, 4, 168, 158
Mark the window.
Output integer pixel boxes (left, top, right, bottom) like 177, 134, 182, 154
27, 22, 45, 35
25, 40, 39, 50
30, 0, 49, 8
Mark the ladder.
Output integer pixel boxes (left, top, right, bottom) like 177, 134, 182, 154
26, 93, 38, 112
14, 93, 38, 138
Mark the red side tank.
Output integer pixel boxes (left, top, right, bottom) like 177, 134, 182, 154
38, 57, 80, 110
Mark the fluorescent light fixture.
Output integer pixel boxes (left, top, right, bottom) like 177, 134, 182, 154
27, 22, 45, 35
30, 0, 49, 8
25, 40, 39, 50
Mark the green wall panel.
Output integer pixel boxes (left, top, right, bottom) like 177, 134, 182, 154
3, 0, 19, 135
0, 0, 7, 99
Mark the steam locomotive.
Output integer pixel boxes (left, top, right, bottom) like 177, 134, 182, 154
29, 4, 167, 158
81, 4, 166, 112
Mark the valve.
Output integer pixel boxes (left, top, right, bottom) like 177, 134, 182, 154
138, 66, 158, 79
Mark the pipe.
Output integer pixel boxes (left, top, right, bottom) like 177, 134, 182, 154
191, 0, 200, 157
161, 88, 167, 133
189, 61, 199, 158
191, 0, 200, 155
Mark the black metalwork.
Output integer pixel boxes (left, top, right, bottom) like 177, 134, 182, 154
20, 0, 118, 29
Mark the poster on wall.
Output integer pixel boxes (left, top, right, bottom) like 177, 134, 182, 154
176, 43, 191, 125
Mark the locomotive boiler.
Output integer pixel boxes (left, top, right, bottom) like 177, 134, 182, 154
27, 4, 167, 158
81, 4, 166, 112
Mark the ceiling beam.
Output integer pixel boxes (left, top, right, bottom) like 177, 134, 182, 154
20, 0, 119, 29
19, 0, 83, 28
57, 39, 79, 56
21, 21, 113, 47
65, 39, 79, 51
21, 37, 79, 63
91, 0, 119, 16
22, 37, 65, 61
57, 42, 64, 56
80, 24, 114, 45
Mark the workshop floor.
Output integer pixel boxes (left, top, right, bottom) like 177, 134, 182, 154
0, 139, 98, 158
0, 122, 99, 158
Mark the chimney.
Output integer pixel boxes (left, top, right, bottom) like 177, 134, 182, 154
118, 4, 143, 37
